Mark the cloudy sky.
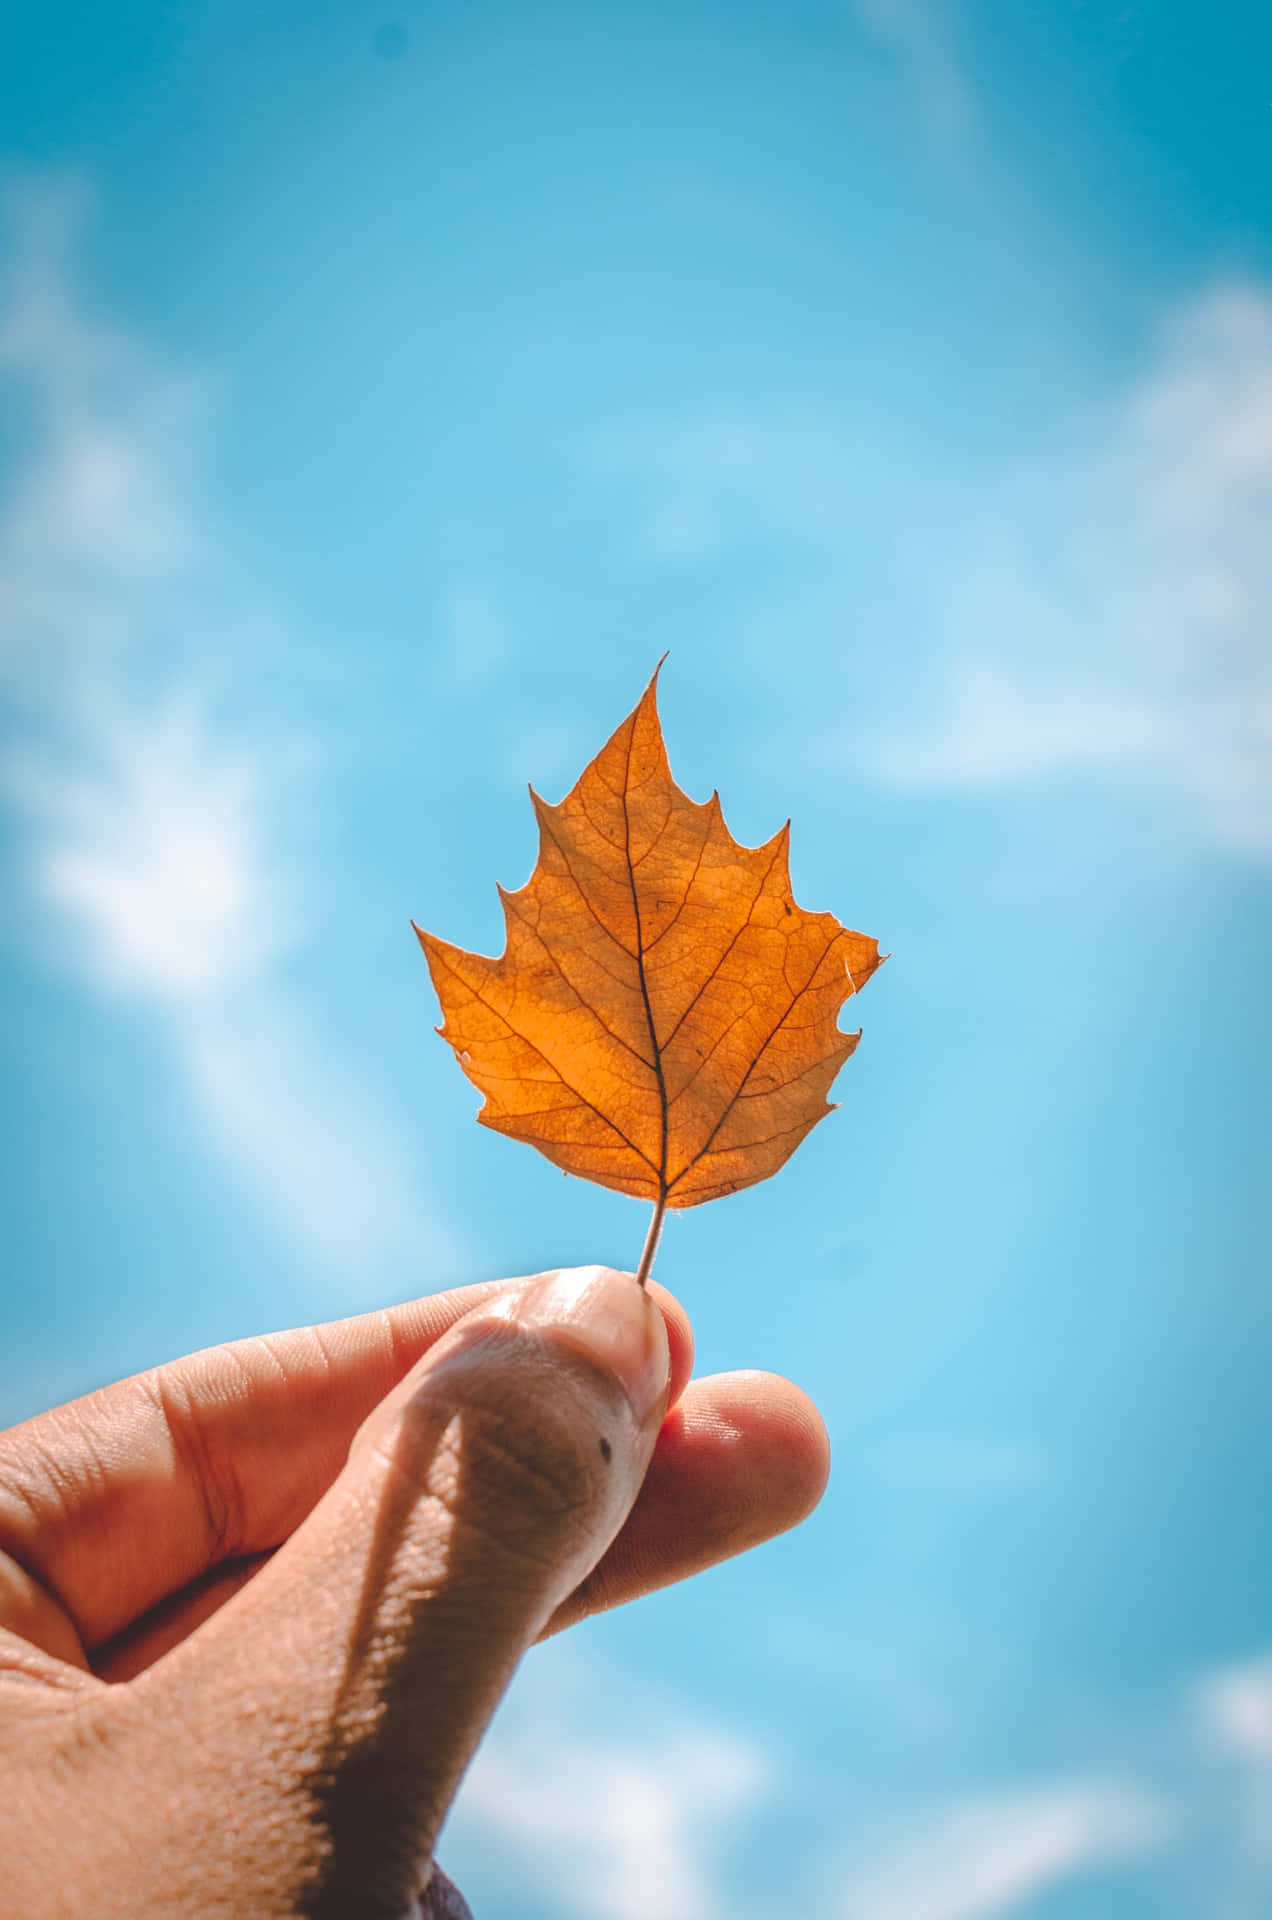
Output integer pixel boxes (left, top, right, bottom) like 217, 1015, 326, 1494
1, 2, 1269, 1915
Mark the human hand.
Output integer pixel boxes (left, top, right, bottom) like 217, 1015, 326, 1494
0, 1265, 828, 1917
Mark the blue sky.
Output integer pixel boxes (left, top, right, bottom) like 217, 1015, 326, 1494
1, 2, 1270, 1915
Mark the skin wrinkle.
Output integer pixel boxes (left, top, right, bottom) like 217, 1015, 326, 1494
151, 1370, 241, 1571
364, 1397, 596, 1579
0, 1441, 114, 1662
0, 1615, 91, 1692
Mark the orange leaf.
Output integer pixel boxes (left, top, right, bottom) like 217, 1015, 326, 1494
414, 667, 882, 1214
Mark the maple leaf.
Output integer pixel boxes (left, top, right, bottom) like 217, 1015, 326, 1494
414, 666, 882, 1277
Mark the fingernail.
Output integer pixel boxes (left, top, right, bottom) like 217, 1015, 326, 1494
513, 1265, 670, 1426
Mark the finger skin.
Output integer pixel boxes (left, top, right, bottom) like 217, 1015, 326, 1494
94, 1368, 831, 1681
0, 1273, 693, 1660
33, 1278, 669, 1918
543, 1368, 830, 1635
0, 1282, 831, 1920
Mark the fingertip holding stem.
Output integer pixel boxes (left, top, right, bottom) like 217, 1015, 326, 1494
508, 1264, 670, 1428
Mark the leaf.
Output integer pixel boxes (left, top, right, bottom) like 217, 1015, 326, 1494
414, 666, 882, 1217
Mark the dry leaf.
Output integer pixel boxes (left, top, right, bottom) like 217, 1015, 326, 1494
414, 666, 882, 1225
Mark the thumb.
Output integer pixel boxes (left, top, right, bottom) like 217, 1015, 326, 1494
123, 1265, 670, 1918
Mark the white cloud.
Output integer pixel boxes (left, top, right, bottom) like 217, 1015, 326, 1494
1201, 1655, 1272, 1762
461, 1726, 764, 1920
449, 1648, 770, 1920
0, 176, 460, 1282
183, 999, 460, 1274
444, 1643, 1272, 1920
872, 666, 1171, 788
837, 1782, 1166, 1920
5, 686, 279, 999
0, 178, 208, 624
870, 281, 1272, 856
1196, 1651, 1272, 1869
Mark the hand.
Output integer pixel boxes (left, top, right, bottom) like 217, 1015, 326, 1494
0, 1265, 828, 1917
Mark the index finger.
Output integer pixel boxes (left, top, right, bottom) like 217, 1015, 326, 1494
0, 1275, 694, 1656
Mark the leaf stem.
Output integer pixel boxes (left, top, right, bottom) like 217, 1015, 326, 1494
634, 1194, 667, 1289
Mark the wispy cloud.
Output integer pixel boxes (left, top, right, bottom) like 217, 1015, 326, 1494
593, 275, 1272, 861
0, 176, 462, 1283
449, 1647, 770, 1920
0, 177, 209, 651
836, 1782, 1166, 1920
447, 1644, 1272, 1920
578, 415, 869, 560
870, 282, 1272, 856
5, 686, 284, 999
852, 0, 976, 161
1201, 1654, 1272, 1762
828, 1652, 1272, 1920
182, 1000, 443, 1273
1197, 1651, 1272, 1870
